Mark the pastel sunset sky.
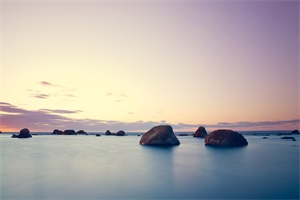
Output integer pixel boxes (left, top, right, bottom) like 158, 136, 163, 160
0, 0, 299, 132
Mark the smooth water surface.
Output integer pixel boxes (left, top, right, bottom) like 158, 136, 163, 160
1, 134, 299, 199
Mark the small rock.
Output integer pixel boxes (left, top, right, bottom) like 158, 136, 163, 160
77, 130, 88, 135
53, 129, 63, 135
281, 136, 296, 141
193, 126, 207, 138
63, 130, 77, 135
11, 128, 32, 139
115, 130, 126, 136
105, 130, 113, 135
95, 134, 101, 137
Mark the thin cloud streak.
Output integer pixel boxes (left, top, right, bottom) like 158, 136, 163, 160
0, 102, 299, 132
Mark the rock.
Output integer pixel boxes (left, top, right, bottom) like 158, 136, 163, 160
63, 130, 77, 135
204, 129, 248, 146
53, 129, 63, 135
262, 137, 268, 139
0, 131, 2, 134
115, 130, 126, 136
193, 126, 207, 138
11, 128, 32, 139
139, 125, 180, 146
105, 130, 113, 135
281, 136, 296, 141
77, 130, 88, 135
290, 130, 299, 135
178, 133, 189, 136
95, 134, 101, 137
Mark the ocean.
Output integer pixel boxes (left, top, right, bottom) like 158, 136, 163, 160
0, 131, 299, 200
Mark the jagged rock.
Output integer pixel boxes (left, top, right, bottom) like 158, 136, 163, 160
193, 126, 207, 138
139, 125, 180, 146
205, 129, 248, 146
115, 130, 126, 136
11, 128, 32, 139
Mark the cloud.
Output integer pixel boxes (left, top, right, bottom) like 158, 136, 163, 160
106, 93, 113, 96
40, 81, 56, 87
33, 94, 50, 99
1, 102, 299, 132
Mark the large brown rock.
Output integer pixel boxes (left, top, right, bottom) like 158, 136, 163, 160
139, 125, 180, 146
11, 128, 32, 138
205, 129, 248, 146
193, 126, 207, 138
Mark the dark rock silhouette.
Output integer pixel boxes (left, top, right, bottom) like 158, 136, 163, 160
205, 129, 248, 146
105, 130, 113, 135
63, 130, 77, 135
193, 126, 207, 138
281, 136, 296, 141
178, 133, 189, 136
53, 129, 63, 135
95, 134, 101, 137
291, 130, 299, 135
77, 130, 88, 135
262, 137, 268, 139
139, 125, 180, 146
115, 130, 126, 136
11, 128, 32, 138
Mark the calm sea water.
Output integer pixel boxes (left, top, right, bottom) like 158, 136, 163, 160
0, 132, 299, 200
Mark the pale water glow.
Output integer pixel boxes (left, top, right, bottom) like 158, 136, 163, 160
1, 0, 299, 131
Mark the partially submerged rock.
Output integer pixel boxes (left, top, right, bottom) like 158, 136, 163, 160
193, 126, 207, 138
95, 134, 101, 137
53, 129, 63, 135
115, 130, 126, 136
63, 130, 77, 135
290, 130, 299, 135
12, 128, 32, 139
281, 136, 296, 141
77, 130, 88, 135
139, 125, 180, 146
105, 130, 113, 135
205, 129, 248, 147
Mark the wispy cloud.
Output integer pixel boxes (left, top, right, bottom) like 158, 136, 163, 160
40, 81, 56, 87
0, 102, 299, 132
33, 94, 50, 99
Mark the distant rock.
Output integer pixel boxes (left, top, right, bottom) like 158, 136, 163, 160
205, 129, 248, 146
77, 130, 88, 135
53, 129, 63, 135
95, 134, 101, 137
105, 130, 113, 135
115, 130, 126, 136
11, 128, 32, 139
290, 130, 299, 135
63, 130, 77, 135
139, 125, 180, 146
178, 133, 189, 136
193, 126, 207, 138
281, 136, 296, 141
262, 137, 268, 139
0, 131, 2, 134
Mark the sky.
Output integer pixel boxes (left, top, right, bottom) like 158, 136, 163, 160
0, 0, 299, 132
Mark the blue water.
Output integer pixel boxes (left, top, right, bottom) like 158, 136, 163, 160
0, 133, 299, 199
